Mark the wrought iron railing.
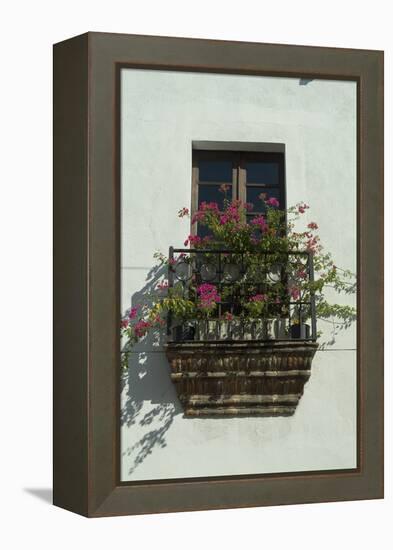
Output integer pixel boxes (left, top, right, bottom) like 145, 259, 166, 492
167, 247, 317, 342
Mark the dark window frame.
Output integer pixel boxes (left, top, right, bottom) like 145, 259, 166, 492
192, 150, 286, 236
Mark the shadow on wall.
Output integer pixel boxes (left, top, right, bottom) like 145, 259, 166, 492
120, 260, 356, 475
120, 263, 183, 476
120, 354, 183, 476
318, 279, 357, 350
318, 316, 356, 350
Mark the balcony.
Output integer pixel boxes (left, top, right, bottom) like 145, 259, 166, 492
165, 247, 319, 416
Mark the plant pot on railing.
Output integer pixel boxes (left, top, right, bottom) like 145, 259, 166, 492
290, 323, 311, 339
172, 319, 289, 342
172, 323, 196, 342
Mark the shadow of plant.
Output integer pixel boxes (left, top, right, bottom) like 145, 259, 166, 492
120, 264, 183, 476
120, 258, 357, 475
121, 352, 183, 476
317, 278, 357, 349
318, 312, 357, 349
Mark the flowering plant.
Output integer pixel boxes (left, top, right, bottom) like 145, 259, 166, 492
196, 283, 222, 313
121, 190, 356, 364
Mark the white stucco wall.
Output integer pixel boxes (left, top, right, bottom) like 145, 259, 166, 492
120, 69, 357, 481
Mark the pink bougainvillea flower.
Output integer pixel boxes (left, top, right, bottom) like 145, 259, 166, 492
191, 211, 206, 225
245, 202, 254, 211
307, 222, 318, 230
197, 283, 218, 296
191, 235, 203, 246
249, 294, 268, 302
296, 270, 307, 280
222, 312, 234, 321
199, 201, 219, 212
196, 283, 221, 309
289, 287, 301, 300
298, 202, 310, 214
306, 235, 319, 253
250, 215, 268, 233
134, 320, 151, 338
219, 184, 231, 193
178, 207, 189, 218
218, 202, 241, 223
184, 234, 211, 248
128, 305, 140, 319
168, 258, 177, 265
121, 319, 129, 329
265, 197, 280, 207
157, 281, 169, 291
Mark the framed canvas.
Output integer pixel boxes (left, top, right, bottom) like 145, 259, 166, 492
53, 32, 384, 517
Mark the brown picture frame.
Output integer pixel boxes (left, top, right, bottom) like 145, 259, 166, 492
53, 32, 384, 517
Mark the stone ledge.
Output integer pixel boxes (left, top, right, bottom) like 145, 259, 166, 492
165, 340, 318, 417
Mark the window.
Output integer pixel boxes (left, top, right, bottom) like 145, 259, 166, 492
192, 150, 286, 236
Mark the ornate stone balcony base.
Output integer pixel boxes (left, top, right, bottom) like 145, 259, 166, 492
165, 340, 319, 416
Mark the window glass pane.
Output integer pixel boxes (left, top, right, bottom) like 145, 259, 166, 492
246, 187, 280, 212
199, 160, 232, 182
246, 162, 279, 184
198, 184, 230, 209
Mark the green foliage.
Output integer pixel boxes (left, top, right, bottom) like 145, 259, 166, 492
121, 194, 356, 356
